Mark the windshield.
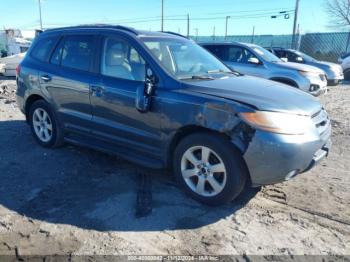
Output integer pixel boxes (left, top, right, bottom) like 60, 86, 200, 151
142, 38, 232, 80
251, 45, 281, 63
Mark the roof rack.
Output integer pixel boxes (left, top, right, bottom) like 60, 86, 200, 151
45, 24, 139, 35
161, 31, 187, 39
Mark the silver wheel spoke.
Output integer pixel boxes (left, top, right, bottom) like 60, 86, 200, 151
43, 111, 49, 122
182, 168, 197, 179
207, 176, 223, 193
201, 147, 211, 163
184, 151, 200, 166
210, 163, 225, 173
34, 110, 43, 121
33, 120, 41, 127
43, 129, 50, 139
46, 123, 53, 131
195, 177, 206, 195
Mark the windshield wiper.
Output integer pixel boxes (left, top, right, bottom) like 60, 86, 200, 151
179, 75, 215, 80
207, 69, 243, 76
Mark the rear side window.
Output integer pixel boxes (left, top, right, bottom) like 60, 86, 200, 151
60, 35, 94, 71
31, 36, 57, 62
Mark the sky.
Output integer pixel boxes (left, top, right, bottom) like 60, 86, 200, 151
0, 0, 342, 36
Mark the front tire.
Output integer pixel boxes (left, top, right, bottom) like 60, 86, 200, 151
173, 132, 248, 206
29, 100, 64, 148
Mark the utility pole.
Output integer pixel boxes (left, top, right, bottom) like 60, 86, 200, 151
187, 14, 190, 38
225, 16, 231, 40
38, 0, 43, 30
291, 0, 300, 49
194, 28, 198, 41
251, 26, 255, 43
161, 0, 164, 32
212, 26, 216, 41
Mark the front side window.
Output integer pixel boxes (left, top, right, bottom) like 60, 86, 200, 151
101, 37, 145, 81
227, 46, 258, 64
60, 35, 94, 71
142, 38, 230, 79
31, 36, 57, 62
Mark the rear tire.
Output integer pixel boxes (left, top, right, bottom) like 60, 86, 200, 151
173, 132, 248, 206
28, 100, 64, 148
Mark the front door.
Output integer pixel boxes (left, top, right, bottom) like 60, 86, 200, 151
90, 35, 163, 158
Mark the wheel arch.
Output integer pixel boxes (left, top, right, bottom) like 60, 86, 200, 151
24, 94, 47, 122
166, 125, 247, 168
269, 77, 299, 88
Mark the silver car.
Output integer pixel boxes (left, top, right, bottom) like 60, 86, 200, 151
267, 47, 344, 86
201, 42, 327, 96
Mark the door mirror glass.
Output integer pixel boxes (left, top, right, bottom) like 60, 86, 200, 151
248, 57, 260, 64
296, 56, 304, 62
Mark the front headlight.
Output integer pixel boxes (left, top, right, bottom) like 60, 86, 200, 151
299, 70, 319, 78
239, 111, 313, 135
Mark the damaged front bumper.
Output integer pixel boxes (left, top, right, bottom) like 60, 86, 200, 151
241, 124, 331, 186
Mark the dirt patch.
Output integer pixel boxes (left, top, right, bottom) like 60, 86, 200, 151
0, 78, 349, 256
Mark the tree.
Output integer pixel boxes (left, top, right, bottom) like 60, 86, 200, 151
325, 0, 350, 27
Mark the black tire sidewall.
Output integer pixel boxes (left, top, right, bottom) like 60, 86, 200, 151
29, 100, 60, 148
173, 132, 247, 206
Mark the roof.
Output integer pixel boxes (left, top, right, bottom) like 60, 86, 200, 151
44, 24, 187, 39
199, 41, 258, 48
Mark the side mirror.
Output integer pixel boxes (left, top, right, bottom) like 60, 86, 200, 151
135, 67, 156, 113
281, 57, 288, 62
296, 56, 304, 63
248, 57, 260, 65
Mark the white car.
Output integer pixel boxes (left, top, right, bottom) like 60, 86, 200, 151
340, 54, 350, 80
0, 52, 26, 77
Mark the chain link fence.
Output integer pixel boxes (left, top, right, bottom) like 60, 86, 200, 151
196, 32, 350, 63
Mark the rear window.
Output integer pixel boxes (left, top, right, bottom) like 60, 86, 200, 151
31, 36, 57, 62
60, 35, 94, 71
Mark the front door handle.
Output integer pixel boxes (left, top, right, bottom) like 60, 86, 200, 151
90, 85, 103, 96
41, 75, 52, 82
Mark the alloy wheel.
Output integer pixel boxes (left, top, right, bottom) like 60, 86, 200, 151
32, 108, 53, 143
180, 146, 227, 197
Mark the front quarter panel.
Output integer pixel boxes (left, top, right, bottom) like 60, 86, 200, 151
156, 86, 253, 157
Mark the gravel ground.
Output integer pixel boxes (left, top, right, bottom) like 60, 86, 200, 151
0, 77, 349, 258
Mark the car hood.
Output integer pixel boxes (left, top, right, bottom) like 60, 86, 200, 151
309, 60, 342, 70
275, 61, 324, 73
181, 75, 322, 116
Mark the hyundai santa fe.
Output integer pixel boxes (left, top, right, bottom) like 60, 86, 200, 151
16, 25, 331, 205
201, 42, 328, 96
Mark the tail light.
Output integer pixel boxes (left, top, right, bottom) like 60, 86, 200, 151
16, 64, 21, 76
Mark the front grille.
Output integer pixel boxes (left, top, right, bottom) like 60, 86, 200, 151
311, 108, 330, 135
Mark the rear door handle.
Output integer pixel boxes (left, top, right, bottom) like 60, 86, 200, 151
41, 75, 52, 82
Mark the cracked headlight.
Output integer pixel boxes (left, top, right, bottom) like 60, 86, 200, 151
239, 111, 313, 135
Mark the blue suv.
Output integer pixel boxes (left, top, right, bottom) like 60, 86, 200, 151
16, 25, 331, 205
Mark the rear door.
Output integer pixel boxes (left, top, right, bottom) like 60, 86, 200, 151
40, 34, 98, 133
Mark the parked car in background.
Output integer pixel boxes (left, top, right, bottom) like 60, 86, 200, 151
17, 25, 331, 205
201, 42, 327, 96
338, 52, 350, 64
0, 52, 26, 77
266, 47, 344, 86
339, 53, 350, 81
